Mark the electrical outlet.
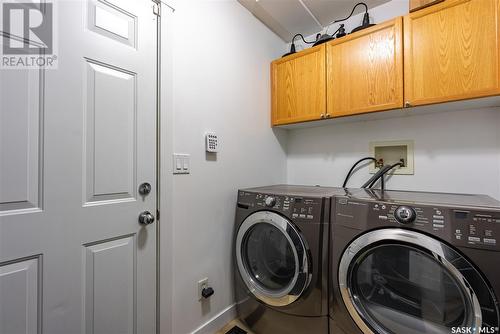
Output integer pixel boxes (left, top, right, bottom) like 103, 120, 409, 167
198, 277, 208, 301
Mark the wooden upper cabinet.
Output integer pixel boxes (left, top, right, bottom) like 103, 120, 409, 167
271, 45, 326, 126
326, 17, 404, 117
404, 0, 500, 107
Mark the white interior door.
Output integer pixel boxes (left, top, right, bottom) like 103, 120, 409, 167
0, 1, 158, 333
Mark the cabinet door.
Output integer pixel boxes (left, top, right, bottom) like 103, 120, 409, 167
326, 18, 403, 117
271, 45, 326, 126
404, 0, 500, 107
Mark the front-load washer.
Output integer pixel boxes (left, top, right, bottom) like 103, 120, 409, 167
329, 189, 500, 334
234, 185, 345, 334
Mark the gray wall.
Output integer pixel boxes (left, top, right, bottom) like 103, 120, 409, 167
161, 1, 288, 333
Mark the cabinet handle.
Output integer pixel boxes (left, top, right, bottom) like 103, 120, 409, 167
405, 101, 412, 108
326, 114, 331, 118
320, 114, 325, 119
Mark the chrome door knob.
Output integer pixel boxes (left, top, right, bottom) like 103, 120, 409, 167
139, 211, 155, 225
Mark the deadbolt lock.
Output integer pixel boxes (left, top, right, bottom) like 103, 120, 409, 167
138, 182, 152, 196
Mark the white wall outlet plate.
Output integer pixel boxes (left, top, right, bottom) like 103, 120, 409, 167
173, 154, 190, 174
369, 140, 414, 175
205, 132, 219, 153
197, 277, 208, 301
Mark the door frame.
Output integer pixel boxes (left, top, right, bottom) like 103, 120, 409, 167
158, 1, 175, 333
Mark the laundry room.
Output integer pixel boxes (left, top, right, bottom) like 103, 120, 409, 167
1, 0, 500, 334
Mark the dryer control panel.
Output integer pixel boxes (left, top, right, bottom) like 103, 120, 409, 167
335, 197, 500, 251
238, 191, 325, 223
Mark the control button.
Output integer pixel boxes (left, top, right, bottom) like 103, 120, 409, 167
306, 215, 313, 219
485, 230, 493, 237
299, 214, 306, 219
374, 204, 379, 208
292, 213, 298, 218
433, 219, 444, 224
394, 206, 417, 224
433, 215, 444, 220
433, 224, 444, 228
378, 215, 388, 220
484, 238, 497, 245
436, 210, 442, 215
264, 197, 276, 207
456, 235, 462, 240
468, 236, 481, 243
381, 205, 386, 210
469, 225, 477, 235
455, 229, 462, 234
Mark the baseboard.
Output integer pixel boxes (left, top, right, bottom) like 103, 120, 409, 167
190, 303, 237, 334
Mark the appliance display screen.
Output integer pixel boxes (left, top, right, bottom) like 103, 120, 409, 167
455, 211, 469, 219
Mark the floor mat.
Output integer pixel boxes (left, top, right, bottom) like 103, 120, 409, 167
225, 325, 247, 334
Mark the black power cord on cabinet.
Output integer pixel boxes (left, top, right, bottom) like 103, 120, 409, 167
282, 34, 316, 57
284, 2, 375, 56
314, 2, 375, 46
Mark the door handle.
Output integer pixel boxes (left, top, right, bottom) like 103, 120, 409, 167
138, 211, 155, 225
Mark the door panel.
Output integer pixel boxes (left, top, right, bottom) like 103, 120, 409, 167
0, 257, 41, 334
84, 59, 137, 204
271, 45, 326, 126
0, 70, 42, 212
83, 236, 135, 334
88, 0, 137, 48
327, 17, 403, 117
404, 0, 500, 106
0, 1, 157, 333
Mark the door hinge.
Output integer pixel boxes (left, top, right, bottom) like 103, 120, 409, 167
156, 209, 160, 221
153, 3, 161, 17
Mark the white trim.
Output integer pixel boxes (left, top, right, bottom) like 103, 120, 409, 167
190, 303, 237, 334
297, 0, 323, 29
160, 0, 176, 12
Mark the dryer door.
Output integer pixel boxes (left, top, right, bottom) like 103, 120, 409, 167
338, 228, 499, 334
236, 211, 311, 307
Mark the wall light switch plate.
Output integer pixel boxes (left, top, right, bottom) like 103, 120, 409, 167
173, 154, 190, 174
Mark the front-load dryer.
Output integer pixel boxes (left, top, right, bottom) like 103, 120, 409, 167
329, 189, 500, 334
234, 185, 344, 334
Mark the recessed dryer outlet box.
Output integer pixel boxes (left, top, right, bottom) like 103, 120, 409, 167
198, 277, 208, 301
369, 140, 414, 175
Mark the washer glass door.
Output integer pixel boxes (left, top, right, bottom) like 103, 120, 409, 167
243, 223, 296, 291
236, 211, 311, 307
339, 229, 499, 334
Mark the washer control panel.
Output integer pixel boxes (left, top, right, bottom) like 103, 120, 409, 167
335, 197, 500, 251
367, 201, 500, 251
238, 191, 324, 223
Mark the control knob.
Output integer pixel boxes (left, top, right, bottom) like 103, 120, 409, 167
265, 196, 276, 207
394, 206, 417, 224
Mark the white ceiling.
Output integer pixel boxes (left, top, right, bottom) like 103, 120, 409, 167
238, 0, 392, 42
